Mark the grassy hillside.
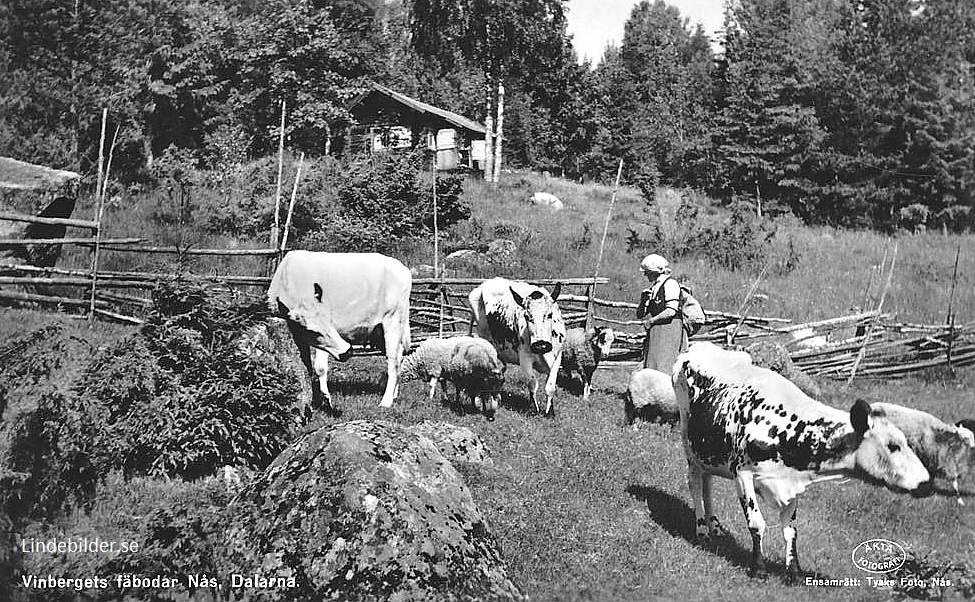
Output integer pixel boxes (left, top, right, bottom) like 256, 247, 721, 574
4, 170, 975, 601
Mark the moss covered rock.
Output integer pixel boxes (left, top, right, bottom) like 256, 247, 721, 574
408, 422, 493, 467
224, 420, 525, 602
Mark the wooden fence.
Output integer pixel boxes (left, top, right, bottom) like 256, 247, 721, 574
3, 210, 973, 378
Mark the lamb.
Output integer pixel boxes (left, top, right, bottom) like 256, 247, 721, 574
400, 336, 506, 420
559, 326, 615, 401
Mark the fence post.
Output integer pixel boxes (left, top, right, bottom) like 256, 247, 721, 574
584, 282, 595, 330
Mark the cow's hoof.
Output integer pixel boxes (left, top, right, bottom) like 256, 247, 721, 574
785, 565, 803, 585
708, 520, 731, 540
747, 565, 769, 580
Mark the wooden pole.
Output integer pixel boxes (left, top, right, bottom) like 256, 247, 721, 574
484, 94, 494, 182
588, 158, 624, 330
89, 110, 108, 322
945, 244, 961, 372
273, 99, 286, 252
279, 153, 304, 254
432, 155, 444, 337
94, 108, 107, 208
847, 242, 897, 385
432, 154, 439, 277
727, 262, 770, 344
0, 213, 99, 229
492, 81, 504, 185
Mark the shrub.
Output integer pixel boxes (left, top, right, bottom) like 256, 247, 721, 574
625, 192, 794, 273
63, 282, 300, 484
696, 201, 777, 271
0, 325, 94, 520
21, 473, 236, 602
333, 150, 469, 245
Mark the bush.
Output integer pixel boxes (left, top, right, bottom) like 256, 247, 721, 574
626, 192, 796, 273
329, 150, 469, 249
62, 282, 301, 484
21, 473, 236, 602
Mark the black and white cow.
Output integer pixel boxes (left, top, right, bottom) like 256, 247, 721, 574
268, 251, 412, 413
672, 342, 930, 580
468, 277, 565, 417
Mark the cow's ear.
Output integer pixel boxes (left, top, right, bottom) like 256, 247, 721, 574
850, 399, 871, 435
551, 282, 562, 301
510, 286, 525, 307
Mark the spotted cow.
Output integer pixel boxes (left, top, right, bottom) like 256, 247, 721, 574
672, 342, 930, 580
268, 251, 412, 413
468, 278, 565, 417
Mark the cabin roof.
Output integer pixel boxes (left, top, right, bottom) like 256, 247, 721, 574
0, 157, 81, 190
348, 82, 486, 136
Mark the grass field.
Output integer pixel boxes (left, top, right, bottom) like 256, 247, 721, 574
4, 170, 975, 600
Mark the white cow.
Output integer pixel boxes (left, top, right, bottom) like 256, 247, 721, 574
468, 278, 565, 417
267, 251, 412, 412
673, 342, 930, 580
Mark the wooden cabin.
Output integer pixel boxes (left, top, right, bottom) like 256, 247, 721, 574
340, 83, 487, 172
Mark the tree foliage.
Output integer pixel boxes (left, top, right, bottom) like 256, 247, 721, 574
2, 0, 974, 229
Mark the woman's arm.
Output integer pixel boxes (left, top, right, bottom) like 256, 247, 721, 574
643, 279, 681, 328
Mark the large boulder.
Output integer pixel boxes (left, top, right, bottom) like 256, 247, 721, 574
745, 340, 821, 397
224, 420, 526, 602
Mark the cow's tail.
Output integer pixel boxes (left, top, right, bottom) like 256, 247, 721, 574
671, 353, 693, 414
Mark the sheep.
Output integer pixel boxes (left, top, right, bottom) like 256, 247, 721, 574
560, 326, 615, 401
400, 336, 506, 420
624, 368, 677, 425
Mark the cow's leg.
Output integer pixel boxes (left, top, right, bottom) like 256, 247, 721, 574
379, 320, 402, 408
312, 349, 332, 410
582, 368, 593, 403
687, 462, 709, 541
541, 352, 562, 417
702, 473, 729, 538
542, 368, 558, 418
735, 471, 767, 578
519, 353, 541, 414
427, 376, 439, 401
284, 320, 319, 416
780, 499, 801, 583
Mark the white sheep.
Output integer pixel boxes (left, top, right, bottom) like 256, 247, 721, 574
625, 368, 677, 425
560, 326, 615, 401
400, 336, 506, 420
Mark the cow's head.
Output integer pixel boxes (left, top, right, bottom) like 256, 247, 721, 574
849, 399, 930, 492
278, 299, 353, 361
510, 283, 563, 354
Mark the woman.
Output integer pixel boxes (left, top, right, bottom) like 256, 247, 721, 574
636, 254, 688, 371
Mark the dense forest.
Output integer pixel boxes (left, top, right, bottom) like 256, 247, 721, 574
2, 0, 974, 229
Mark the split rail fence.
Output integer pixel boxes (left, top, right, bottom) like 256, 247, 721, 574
2, 211, 973, 379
